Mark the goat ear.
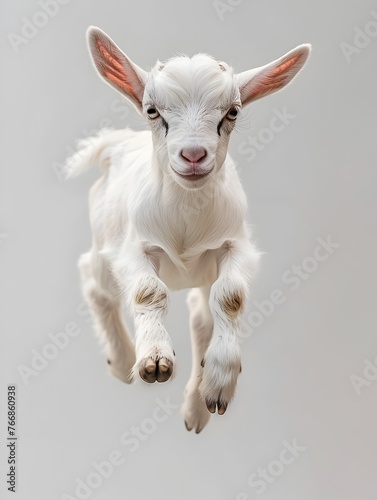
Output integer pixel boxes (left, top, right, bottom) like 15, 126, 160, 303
86, 26, 148, 111
236, 44, 311, 106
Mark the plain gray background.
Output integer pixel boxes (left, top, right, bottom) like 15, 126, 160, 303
1, 1, 377, 499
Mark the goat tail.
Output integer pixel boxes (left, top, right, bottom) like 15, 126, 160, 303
64, 128, 127, 180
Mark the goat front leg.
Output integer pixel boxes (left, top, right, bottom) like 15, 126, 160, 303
199, 239, 259, 414
114, 244, 175, 384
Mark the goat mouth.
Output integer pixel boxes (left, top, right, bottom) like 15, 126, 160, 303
171, 166, 214, 181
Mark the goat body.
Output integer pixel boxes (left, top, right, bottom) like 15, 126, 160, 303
66, 27, 310, 433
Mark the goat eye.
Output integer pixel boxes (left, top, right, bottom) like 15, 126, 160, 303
147, 107, 160, 119
226, 107, 238, 120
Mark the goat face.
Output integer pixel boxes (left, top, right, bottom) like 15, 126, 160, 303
143, 55, 240, 189
87, 27, 311, 190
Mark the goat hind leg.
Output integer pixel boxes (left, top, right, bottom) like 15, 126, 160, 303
79, 251, 136, 383
181, 286, 213, 433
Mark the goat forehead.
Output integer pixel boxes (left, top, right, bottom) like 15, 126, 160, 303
146, 54, 238, 110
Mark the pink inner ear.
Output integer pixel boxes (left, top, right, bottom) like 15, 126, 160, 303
269, 54, 300, 77
96, 38, 124, 72
247, 53, 301, 101
94, 37, 137, 99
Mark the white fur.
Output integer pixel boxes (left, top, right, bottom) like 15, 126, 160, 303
66, 27, 310, 432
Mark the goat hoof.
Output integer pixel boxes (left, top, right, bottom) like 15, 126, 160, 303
184, 420, 192, 431
217, 402, 228, 415
205, 399, 228, 415
138, 357, 173, 383
182, 387, 212, 433
107, 359, 111, 365
157, 358, 173, 382
206, 401, 216, 413
138, 359, 156, 383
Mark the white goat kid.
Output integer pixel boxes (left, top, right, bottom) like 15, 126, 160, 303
66, 27, 310, 433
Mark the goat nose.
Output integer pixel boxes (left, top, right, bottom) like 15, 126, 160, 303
180, 147, 207, 163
